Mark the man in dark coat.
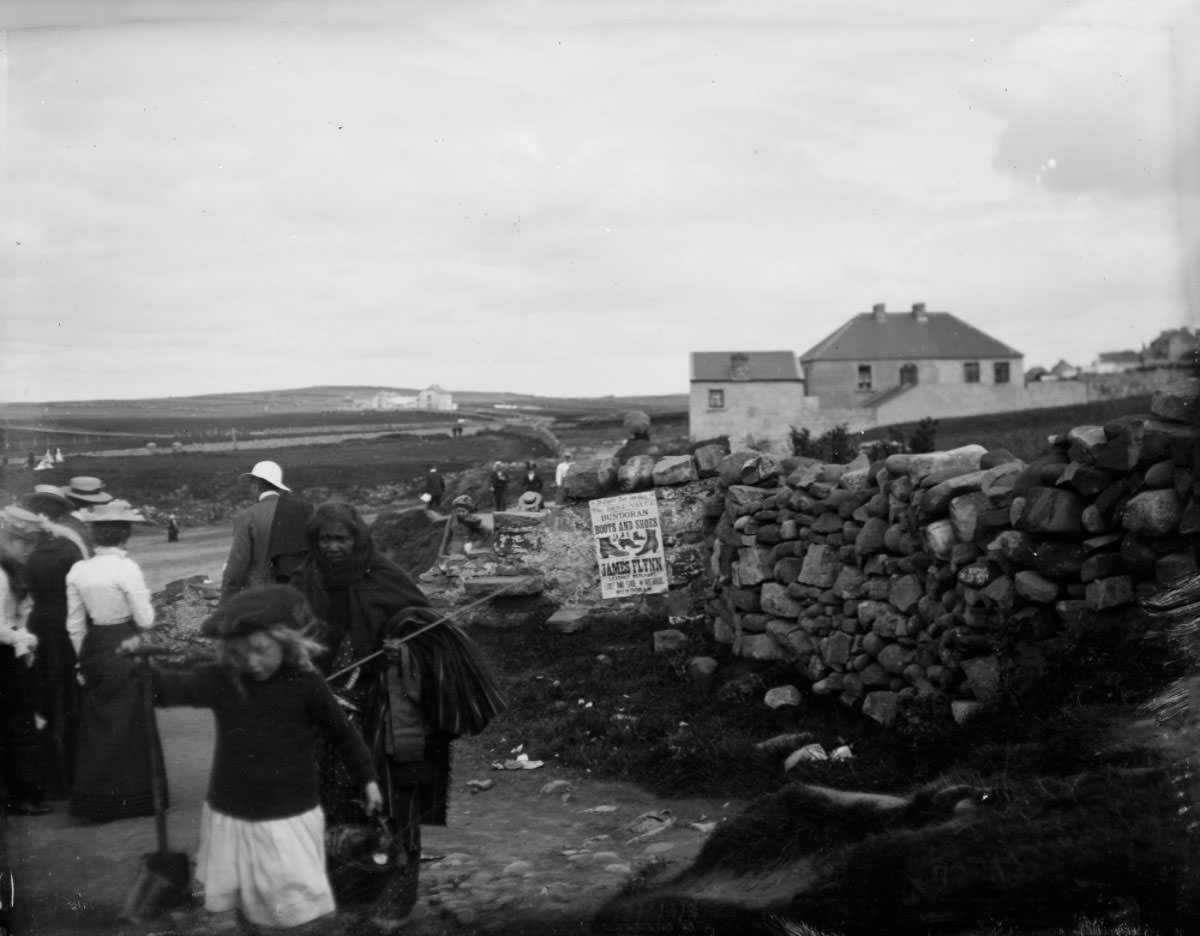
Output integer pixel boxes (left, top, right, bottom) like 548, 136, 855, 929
488, 462, 510, 512
423, 468, 446, 511
221, 460, 312, 602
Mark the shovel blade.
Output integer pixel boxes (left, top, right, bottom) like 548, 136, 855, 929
121, 850, 193, 922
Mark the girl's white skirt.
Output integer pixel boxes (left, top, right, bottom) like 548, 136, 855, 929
196, 803, 335, 928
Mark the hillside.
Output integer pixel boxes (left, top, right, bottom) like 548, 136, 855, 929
0, 385, 689, 455
0, 385, 689, 420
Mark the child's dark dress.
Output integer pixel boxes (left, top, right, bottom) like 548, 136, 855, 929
152, 663, 376, 928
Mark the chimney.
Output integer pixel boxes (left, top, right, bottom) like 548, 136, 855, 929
872, 302, 887, 323
730, 352, 750, 380
911, 302, 928, 322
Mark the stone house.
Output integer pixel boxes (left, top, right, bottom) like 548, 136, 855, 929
800, 302, 1025, 410
689, 351, 814, 451
1146, 327, 1199, 367
417, 385, 456, 411
1090, 350, 1144, 374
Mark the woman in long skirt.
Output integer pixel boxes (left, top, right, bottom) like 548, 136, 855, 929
65, 501, 161, 822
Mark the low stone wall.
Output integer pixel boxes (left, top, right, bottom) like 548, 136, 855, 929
707, 378, 1199, 725
500, 379, 1200, 728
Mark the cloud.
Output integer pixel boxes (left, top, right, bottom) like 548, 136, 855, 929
968, 0, 1198, 197
0, 1, 1192, 403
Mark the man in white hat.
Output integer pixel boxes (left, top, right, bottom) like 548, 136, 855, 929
221, 460, 313, 602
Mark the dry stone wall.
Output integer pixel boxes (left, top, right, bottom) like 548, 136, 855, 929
707, 378, 1200, 726
509, 379, 1200, 729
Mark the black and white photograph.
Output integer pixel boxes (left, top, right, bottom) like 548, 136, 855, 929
1, 1, 1198, 935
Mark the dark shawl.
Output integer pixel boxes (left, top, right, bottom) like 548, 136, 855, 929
290, 506, 505, 740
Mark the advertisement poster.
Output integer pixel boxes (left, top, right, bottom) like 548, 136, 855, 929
589, 491, 668, 599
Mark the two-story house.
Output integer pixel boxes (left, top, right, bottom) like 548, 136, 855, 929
800, 303, 1025, 410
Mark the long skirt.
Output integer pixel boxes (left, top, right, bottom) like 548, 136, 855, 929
0, 647, 46, 804
27, 594, 79, 799
197, 803, 335, 928
69, 622, 163, 821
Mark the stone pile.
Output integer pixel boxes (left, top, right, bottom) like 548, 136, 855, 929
706, 378, 1200, 725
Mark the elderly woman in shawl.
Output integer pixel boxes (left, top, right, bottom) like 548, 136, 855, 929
290, 501, 505, 925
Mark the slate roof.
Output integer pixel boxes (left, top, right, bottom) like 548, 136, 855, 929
1097, 350, 1141, 364
690, 351, 801, 382
800, 312, 1022, 362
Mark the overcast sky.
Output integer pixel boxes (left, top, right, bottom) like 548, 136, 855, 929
1, 0, 1196, 404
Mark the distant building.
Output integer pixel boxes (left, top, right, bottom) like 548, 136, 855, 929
1049, 359, 1081, 380
689, 351, 811, 450
369, 391, 419, 410
1090, 350, 1143, 374
1146, 327, 1199, 365
417, 385, 456, 411
799, 303, 1024, 410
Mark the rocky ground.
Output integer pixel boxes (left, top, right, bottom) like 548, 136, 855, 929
11, 709, 739, 936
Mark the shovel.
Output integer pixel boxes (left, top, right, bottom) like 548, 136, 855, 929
121, 659, 192, 922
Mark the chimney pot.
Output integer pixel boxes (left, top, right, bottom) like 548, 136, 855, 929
872, 302, 887, 322
911, 302, 928, 322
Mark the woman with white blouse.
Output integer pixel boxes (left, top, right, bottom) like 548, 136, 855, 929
65, 500, 160, 822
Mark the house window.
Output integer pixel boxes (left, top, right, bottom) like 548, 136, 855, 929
899, 363, 918, 386
994, 362, 1010, 384
708, 389, 725, 409
857, 365, 872, 390
964, 361, 980, 383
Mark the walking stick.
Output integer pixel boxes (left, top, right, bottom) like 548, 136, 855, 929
121, 659, 192, 921
324, 581, 518, 683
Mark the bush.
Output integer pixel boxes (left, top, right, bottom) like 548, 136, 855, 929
791, 424, 857, 463
909, 416, 938, 453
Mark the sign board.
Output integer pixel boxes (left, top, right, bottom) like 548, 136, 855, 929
588, 491, 668, 599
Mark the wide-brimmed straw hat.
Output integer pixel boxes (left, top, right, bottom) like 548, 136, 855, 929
64, 476, 114, 505
74, 499, 148, 524
239, 460, 291, 493
517, 490, 545, 511
201, 584, 310, 639
1, 505, 44, 540
19, 485, 74, 515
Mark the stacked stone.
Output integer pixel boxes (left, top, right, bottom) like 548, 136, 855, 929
707, 379, 1200, 726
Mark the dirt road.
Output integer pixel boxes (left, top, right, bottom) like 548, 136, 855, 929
127, 524, 233, 592
11, 515, 739, 935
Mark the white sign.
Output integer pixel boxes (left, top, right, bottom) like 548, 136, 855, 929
589, 491, 668, 599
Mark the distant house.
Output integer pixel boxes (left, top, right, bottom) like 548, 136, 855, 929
417, 385, 456, 411
689, 351, 811, 449
799, 303, 1025, 410
1091, 350, 1143, 374
1146, 327, 1199, 365
369, 391, 418, 410
1049, 359, 1081, 380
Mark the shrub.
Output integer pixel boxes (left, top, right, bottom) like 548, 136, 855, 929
909, 416, 938, 453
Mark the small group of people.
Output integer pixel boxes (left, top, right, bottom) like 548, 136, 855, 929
22, 448, 64, 472
0, 475, 154, 821
489, 460, 549, 512
3, 458, 506, 933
